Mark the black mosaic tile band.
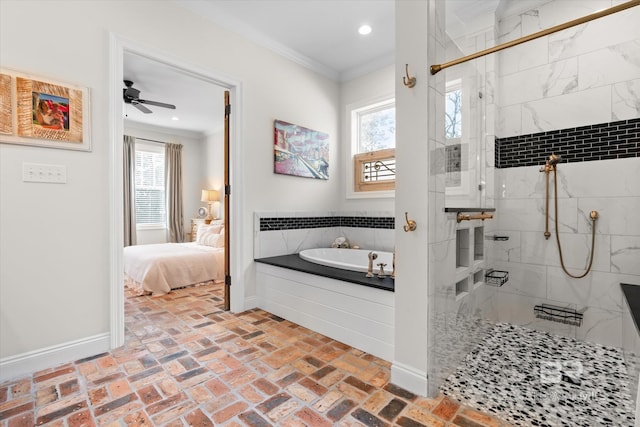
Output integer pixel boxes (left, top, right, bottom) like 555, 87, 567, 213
259, 216, 395, 231
495, 118, 640, 169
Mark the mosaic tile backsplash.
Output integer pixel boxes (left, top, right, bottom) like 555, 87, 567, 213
255, 213, 396, 259
259, 216, 395, 231
495, 118, 640, 169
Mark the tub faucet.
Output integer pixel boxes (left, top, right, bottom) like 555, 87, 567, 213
332, 237, 350, 249
366, 252, 378, 278
377, 263, 387, 278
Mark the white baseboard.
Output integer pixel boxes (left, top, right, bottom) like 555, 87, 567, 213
391, 361, 429, 396
0, 333, 110, 383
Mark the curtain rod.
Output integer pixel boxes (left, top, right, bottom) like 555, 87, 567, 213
430, 0, 640, 75
134, 137, 167, 144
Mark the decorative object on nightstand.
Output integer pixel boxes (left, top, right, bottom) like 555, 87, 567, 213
200, 189, 220, 224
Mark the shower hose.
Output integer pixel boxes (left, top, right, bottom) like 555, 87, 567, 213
551, 167, 598, 279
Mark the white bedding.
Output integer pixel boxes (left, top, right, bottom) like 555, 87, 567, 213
124, 242, 224, 296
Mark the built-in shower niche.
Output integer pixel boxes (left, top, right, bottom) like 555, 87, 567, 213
456, 229, 470, 270
455, 226, 489, 299
473, 269, 484, 289
474, 226, 484, 261
456, 277, 469, 300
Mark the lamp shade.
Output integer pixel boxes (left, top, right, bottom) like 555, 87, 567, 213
201, 189, 219, 202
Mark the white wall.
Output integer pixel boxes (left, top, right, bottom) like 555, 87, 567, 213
0, 0, 339, 376
339, 65, 395, 213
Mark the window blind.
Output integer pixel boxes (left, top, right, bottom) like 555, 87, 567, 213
134, 147, 166, 226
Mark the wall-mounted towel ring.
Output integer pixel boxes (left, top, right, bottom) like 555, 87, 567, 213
403, 64, 416, 88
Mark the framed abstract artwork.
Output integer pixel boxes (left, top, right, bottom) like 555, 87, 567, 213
0, 68, 91, 151
274, 119, 329, 179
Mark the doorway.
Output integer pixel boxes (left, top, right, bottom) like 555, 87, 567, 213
109, 35, 244, 349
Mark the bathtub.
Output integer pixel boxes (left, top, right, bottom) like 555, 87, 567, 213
299, 248, 394, 273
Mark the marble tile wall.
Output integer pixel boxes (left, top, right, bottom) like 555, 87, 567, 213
488, 158, 640, 350
487, 157, 640, 408
253, 211, 395, 259
489, 3, 640, 407
496, 1, 640, 138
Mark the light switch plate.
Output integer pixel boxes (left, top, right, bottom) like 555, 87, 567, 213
22, 163, 67, 183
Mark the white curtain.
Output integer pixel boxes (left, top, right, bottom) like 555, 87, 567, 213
123, 135, 137, 247
165, 143, 184, 243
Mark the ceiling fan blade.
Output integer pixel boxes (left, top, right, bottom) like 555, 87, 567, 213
137, 99, 176, 110
132, 102, 152, 114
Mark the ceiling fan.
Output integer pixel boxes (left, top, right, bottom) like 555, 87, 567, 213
123, 80, 176, 114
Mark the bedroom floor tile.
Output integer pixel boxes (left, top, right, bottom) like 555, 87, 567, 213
0, 283, 512, 426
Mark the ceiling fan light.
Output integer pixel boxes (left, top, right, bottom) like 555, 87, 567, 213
358, 24, 372, 35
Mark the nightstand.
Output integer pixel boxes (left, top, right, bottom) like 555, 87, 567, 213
190, 218, 206, 242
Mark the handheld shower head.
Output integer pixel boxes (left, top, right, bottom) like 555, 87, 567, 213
548, 153, 561, 166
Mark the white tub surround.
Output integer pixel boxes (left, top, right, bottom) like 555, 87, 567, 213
254, 211, 396, 361
256, 263, 395, 361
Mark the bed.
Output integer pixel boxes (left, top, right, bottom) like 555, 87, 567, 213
124, 223, 225, 296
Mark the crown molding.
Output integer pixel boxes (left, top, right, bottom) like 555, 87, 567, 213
339, 52, 395, 82
177, 0, 340, 81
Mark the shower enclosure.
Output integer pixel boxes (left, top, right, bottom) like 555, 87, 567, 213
422, 0, 640, 424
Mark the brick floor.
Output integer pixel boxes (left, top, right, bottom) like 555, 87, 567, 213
0, 283, 512, 426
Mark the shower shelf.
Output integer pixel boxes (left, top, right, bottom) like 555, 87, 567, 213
534, 304, 583, 327
485, 269, 508, 287
444, 208, 496, 212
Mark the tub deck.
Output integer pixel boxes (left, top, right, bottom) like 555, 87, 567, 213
254, 254, 394, 291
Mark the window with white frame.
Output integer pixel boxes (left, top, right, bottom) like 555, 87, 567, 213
135, 142, 166, 228
351, 98, 396, 193
445, 79, 462, 187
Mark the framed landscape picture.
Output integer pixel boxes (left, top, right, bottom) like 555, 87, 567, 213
274, 119, 329, 180
0, 68, 91, 151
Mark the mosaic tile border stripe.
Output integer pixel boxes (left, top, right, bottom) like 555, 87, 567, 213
259, 216, 395, 231
495, 118, 640, 169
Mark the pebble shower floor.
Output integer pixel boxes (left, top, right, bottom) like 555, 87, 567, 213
440, 322, 636, 426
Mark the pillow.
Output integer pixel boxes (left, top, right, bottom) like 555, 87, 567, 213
200, 232, 225, 248
196, 224, 223, 244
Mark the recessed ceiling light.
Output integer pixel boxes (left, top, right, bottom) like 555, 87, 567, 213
358, 24, 372, 35
171, 116, 179, 121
